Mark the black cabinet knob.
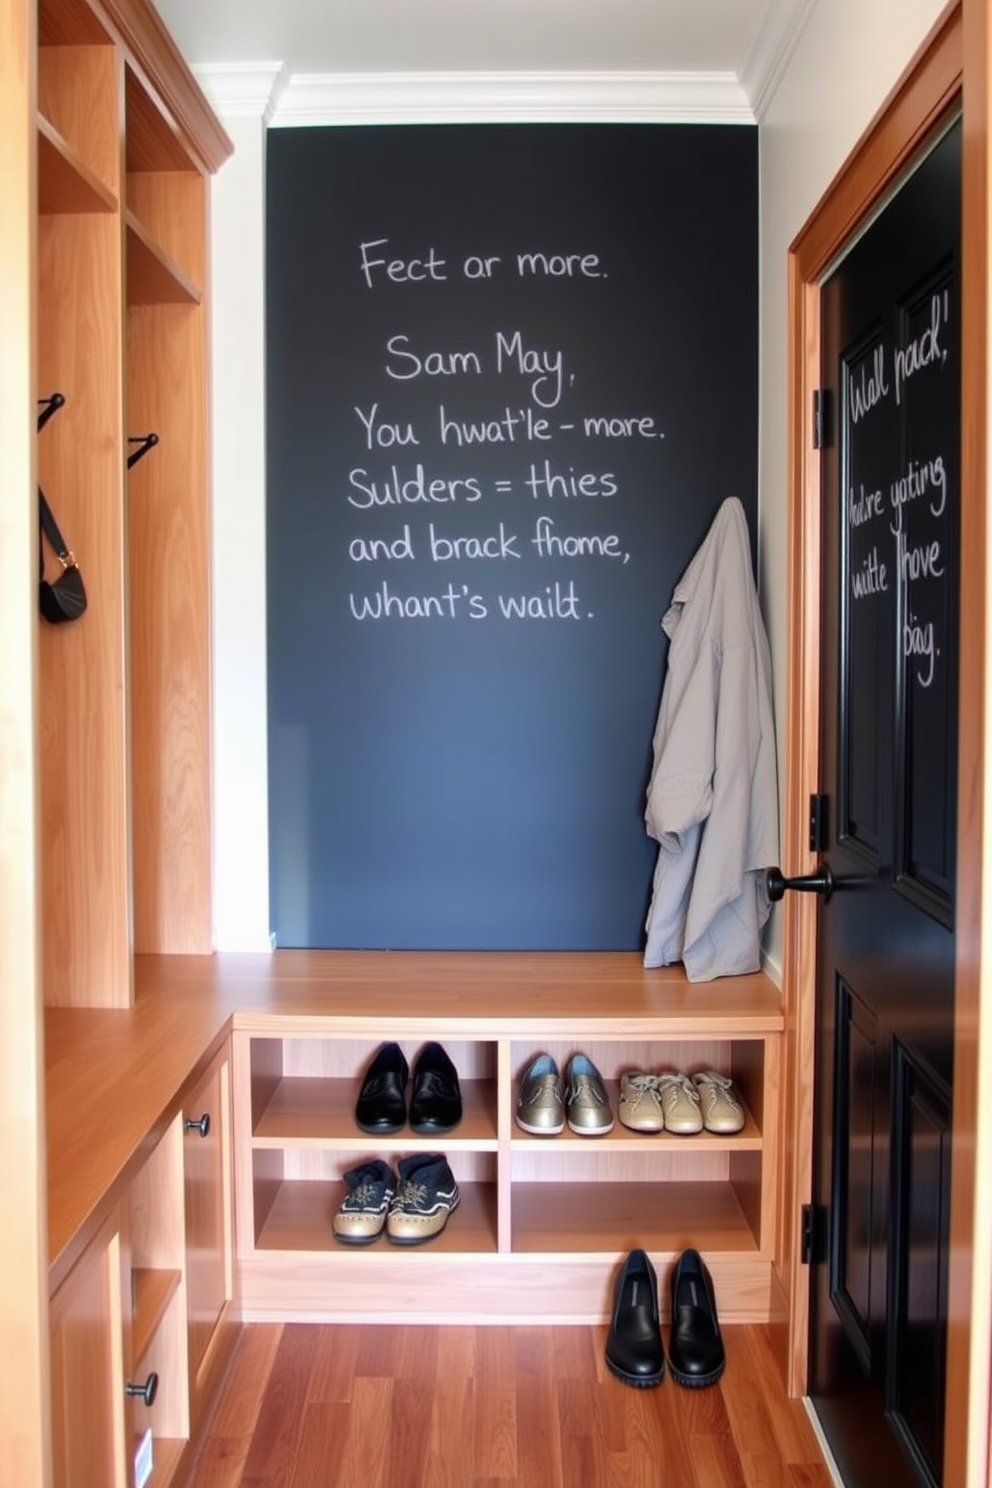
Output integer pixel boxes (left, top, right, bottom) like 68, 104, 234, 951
184, 1112, 210, 1138
125, 1372, 158, 1407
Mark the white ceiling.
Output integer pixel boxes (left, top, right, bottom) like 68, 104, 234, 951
154, 0, 815, 124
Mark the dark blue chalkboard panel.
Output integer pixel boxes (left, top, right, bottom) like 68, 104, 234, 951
265, 123, 758, 950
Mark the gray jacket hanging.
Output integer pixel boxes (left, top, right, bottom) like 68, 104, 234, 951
643, 497, 779, 981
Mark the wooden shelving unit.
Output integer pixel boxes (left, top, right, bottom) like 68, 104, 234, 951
34, 0, 228, 1009
229, 954, 784, 1325
25, 0, 235, 1481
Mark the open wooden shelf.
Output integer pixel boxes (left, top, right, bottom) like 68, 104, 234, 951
125, 63, 196, 173
126, 211, 201, 304
38, 114, 117, 214
132, 1266, 182, 1365
252, 1177, 498, 1254
509, 1179, 760, 1255
251, 1075, 498, 1148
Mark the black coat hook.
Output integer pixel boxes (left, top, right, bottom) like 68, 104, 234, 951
37, 392, 65, 433
127, 432, 160, 470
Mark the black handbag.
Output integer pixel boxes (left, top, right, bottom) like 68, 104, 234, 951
39, 486, 87, 624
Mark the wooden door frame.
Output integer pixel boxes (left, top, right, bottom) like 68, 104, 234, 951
782, 3, 992, 1484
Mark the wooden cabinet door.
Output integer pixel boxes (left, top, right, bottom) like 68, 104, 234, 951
49, 1210, 127, 1488
183, 1044, 232, 1414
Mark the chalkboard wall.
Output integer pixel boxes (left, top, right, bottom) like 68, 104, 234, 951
265, 123, 759, 950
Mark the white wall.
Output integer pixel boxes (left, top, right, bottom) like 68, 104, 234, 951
207, 0, 949, 950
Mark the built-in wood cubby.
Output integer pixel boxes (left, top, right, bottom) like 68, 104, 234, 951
229, 954, 784, 1325
34, 0, 230, 1007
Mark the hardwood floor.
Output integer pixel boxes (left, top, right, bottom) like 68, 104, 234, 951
184, 1323, 836, 1488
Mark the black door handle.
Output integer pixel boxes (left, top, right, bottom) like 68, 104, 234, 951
766, 863, 834, 903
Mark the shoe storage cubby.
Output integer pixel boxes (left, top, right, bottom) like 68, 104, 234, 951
238, 1035, 500, 1256
508, 1037, 771, 1260
230, 954, 784, 1325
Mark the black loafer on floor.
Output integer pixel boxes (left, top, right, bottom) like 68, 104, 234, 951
408, 1041, 462, 1134
354, 1042, 409, 1133
604, 1248, 665, 1388
667, 1247, 725, 1387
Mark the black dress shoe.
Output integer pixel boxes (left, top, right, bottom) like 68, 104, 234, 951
667, 1248, 725, 1387
408, 1041, 462, 1134
604, 1248, 665, 1388
355, 1042, 409, 1133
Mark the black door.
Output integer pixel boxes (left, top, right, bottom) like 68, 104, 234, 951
809, 116, 961, 1488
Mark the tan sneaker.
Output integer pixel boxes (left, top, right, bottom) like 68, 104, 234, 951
618, 1072, 665, 1133
656, 1073, 703, 1135
693, 1072, 745, 1133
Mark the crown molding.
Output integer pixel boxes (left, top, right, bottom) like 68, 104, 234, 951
182, 4, 820, 131
738, 0, 818, 119
97, 0, 233, 170
264, 69, 755, 126
192, 61, 288, 123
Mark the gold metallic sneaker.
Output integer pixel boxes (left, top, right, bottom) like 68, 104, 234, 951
565, 1054, 614, 1135
385, 1152, 460, 1245
516, 1054, 565, 1135
618, 1072, 665, 1133
693, 1071, 746, 1134
332, 1159, 396, 1245
656, 1073, 703, 1135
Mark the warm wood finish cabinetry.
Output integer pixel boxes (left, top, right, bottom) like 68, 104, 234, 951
182, 1045, 235, 1432
5, 0, 233, 1481
226, 953, 785, 1325
35, 0, 229, 1009
48, 1033, 234, 1488
49, 1208, 129, 1488
127, 1112, 188, 1485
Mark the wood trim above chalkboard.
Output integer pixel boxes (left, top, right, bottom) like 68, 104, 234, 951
782, 0, 963, 1409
